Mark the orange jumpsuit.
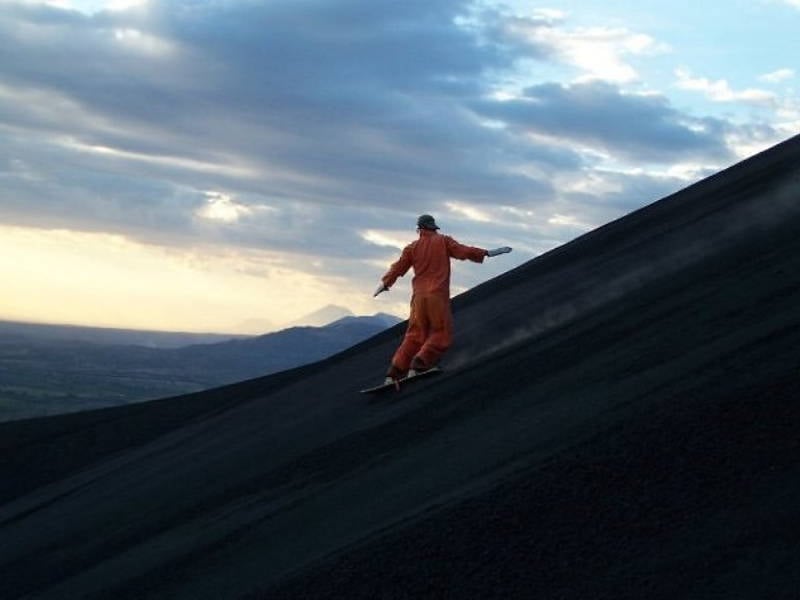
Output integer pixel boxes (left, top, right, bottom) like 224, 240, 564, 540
382, 229, 486, 375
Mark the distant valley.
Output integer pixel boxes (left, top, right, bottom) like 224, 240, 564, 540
0, 314, 401, 422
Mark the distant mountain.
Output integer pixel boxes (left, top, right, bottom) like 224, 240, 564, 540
288, 304, 354, 327
167, 313, 403, 383
0, 314, 401, 421
229, 317, 275, 335
328, 312, 401, 329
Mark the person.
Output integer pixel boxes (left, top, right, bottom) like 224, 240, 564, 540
373, 214, 512, 385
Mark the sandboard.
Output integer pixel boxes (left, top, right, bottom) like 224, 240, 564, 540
360, 367, 443, 394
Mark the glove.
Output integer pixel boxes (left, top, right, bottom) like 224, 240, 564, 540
486, 246, 512, 257
373, 282, 389, 297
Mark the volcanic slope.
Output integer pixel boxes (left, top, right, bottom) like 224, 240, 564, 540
1, 134, 800, 599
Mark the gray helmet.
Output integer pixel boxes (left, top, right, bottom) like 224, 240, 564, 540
417, 214, 440, 230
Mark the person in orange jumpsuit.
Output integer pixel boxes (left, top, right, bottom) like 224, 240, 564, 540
374, 214, 512, 384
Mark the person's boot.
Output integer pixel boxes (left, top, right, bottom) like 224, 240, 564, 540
384, 364, 406, 386
408, 356, 431, 378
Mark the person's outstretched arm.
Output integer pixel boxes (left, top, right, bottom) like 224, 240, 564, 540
445, 236, 488, 263
374, 244, 414, 296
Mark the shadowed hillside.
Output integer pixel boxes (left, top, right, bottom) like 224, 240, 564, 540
0, 314, 399, 421
1, 135, 799, 599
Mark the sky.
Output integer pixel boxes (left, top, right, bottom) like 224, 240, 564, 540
1, 0, 798, 334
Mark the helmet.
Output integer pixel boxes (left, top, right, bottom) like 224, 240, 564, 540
417, 214, 440, 230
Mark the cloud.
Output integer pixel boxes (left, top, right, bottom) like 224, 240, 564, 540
2, 4, 525, 190
27, 1, 146, 12
759, 68, 795, 83
471, 80, 732, 163
0, 0, 575, 253
0, 0, 735, 226
196, 192, 254, 224
675, 68, 776, 105
498, 11, 668, 83
445, 201, 492, 222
